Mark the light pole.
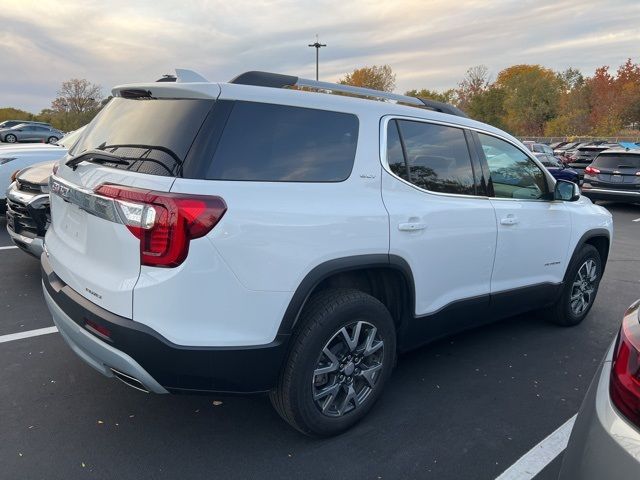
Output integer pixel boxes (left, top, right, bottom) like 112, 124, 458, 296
308, 35, 326, 81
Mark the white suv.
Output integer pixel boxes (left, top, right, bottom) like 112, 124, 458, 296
42, 70, 613, 436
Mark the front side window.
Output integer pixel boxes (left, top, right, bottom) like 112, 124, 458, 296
387, 119, 476, 195
478, 133, 548, 200
207, 102, 358, 182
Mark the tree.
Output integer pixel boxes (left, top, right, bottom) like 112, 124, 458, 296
404, 88, 457, 104
0, 107, 34, 123
495, 64, 562, 135
48, 78, 103, 130
557, 67, 585, 92
466, 87, 507, 130
457, 65, 490, 111
339, 65, 396, 92
587, 66, 621, 135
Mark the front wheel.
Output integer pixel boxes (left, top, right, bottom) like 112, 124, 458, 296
4, 134, 17, 143
270, 289, 396, 436
547, 244, 602, 326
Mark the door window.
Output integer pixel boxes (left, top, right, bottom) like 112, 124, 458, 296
477, 133, 549, 200
387, 119, 476, 195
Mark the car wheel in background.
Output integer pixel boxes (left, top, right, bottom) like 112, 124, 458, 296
5, 134, 17, 143
270, 288, 396, 436
47, 136, 59, 144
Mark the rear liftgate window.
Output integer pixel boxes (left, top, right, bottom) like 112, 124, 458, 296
205, 101, 359, 182
70, 97, 215, 177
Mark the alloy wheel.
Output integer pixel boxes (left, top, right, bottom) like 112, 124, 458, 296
312, 321, 384, 417
570, 258, 598, 316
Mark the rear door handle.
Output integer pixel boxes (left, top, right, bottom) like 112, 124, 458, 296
500, 215, 519, 226
398, 222, 427, 231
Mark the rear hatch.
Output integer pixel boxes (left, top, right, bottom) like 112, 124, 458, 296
585, 152, 640, 190
568, 146, 610, 172
46, 94, 217, 318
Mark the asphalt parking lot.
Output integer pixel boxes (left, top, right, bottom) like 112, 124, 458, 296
1, 203, 639, 480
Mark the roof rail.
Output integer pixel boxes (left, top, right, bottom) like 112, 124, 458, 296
229, 71, 467, 118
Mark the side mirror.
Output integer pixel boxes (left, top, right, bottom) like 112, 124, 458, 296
554, 179, 580, 201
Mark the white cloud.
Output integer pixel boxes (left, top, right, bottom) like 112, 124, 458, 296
0, 0, 639, 112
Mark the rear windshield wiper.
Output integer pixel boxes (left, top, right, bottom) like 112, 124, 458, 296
65, 150, 131, 170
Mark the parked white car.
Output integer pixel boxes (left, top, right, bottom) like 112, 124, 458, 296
42, 70, 612, 436
0, 127, 85, 213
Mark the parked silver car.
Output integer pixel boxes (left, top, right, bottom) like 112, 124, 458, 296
559, 299, 640, 479
0, 123, 63, 144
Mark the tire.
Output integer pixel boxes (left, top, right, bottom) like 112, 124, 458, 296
270, 288, 396, 436
4, 134, 16, 143
47, 136, 59, 144
547, 244, 602, 326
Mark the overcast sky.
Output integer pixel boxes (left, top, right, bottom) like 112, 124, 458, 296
1, 0, 639, 113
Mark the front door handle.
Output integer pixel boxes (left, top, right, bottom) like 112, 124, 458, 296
398, 222, 427, 231
500, 215, 519, 226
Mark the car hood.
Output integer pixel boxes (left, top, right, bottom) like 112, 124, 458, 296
17, 160, 56, 185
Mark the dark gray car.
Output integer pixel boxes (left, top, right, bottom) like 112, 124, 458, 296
581, 148, 640, 204
0, 123, 63, 144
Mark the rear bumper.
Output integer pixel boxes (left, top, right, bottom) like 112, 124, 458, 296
559, 342, 640, 479
581, 187, 640, 203
41, 253, 290, 394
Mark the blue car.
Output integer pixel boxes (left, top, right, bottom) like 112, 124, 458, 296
534, 153, 581, 184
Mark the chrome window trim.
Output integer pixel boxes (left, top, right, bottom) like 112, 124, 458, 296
379, 115, 557, 203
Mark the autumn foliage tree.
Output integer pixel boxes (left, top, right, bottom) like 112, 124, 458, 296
39, 78, 104, 130
339, 65, 396, 92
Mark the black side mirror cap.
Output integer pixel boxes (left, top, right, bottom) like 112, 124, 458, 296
554, 179, 580, 201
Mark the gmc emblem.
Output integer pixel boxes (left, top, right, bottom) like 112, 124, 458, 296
51, 181, 70, 198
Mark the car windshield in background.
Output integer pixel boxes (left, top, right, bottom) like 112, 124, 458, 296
69, 97, 215, 176
593, 154, 640, 169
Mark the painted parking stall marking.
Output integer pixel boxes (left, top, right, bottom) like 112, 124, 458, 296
495, 414, 577, 480
0, 326, 58, 344
633, 217, 640, 222
0, 245, 19, 251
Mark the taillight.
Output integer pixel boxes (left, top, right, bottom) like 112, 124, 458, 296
610, 301, 640, 427
95, 184, 227, 267
584, 166, 600, 175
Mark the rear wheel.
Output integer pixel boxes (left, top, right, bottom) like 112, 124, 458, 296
547, 244, 602, 326
270, 288, 396, 436
47, 136, 59, 144
4, 134, 16, 143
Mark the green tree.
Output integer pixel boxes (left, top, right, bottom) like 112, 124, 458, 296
0, 107, 35, 123
466, 87, 507, 130
404, 88, 457, 104
339, 65, 396, 92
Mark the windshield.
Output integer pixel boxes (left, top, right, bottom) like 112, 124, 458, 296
593, 154, 640, 169
70, 97, 215, 176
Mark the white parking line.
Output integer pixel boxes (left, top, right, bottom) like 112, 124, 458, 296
0, 326, 58, 343
495, 414, 577, 480
633, 217, 640, 222
0, 245, 18, 250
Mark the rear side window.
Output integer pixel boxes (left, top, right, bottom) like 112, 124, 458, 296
593, 154, 640, 169
387, 119, 476, 195
206, 102, 358, 182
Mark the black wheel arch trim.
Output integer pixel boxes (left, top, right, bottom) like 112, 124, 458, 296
277, 254, 416, 336
566, 228, 611, 279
